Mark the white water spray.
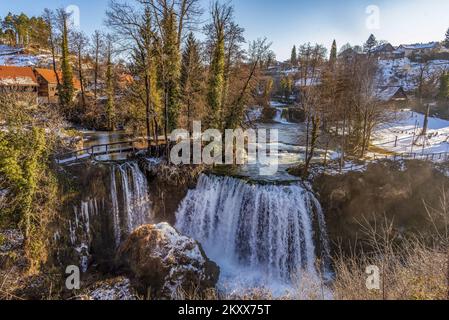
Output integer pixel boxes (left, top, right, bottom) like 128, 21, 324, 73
176, 174, 331, 297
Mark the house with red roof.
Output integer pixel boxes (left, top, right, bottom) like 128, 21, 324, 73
0, 66, 81, 103
0, 66, 38, 97
34, 68, 81, 103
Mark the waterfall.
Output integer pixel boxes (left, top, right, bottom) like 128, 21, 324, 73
176, 174, 331, 297
110, 168, 121, 248
71, 198, 99, 272
114, 162, 152, 234
68, 162, 153, 271
274, 107, 291, 124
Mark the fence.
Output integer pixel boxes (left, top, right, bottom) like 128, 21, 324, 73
55, 139, 168, 165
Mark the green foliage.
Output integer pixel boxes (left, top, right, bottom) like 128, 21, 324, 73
59, 15, 74, 112
0, 95, 58, 272
291, 45, 297, 65
330, 40, 337, 64
206, 23, 225, 129
364, 34, 378, 53
181, 33, 204, 128
0, 233, 5, 247
438, 72, 449, 100
162, 9, 181, 132
0, 12, 50, 47
280, 76, 293, 100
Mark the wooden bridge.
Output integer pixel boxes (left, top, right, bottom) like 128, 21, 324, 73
55, 139, 169, 165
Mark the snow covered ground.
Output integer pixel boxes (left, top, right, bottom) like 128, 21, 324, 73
372, 109, 449, 155
378, 58, 449, 91
0, 45, 53, 67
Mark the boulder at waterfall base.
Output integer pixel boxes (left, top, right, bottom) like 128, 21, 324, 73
83, 277, 138, 300
118, 223, 219, 299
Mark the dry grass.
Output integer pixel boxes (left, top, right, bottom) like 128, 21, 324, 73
333, 242, 448, 300
332, 185, 449, 300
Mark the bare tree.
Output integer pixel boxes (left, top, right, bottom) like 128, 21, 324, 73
142, 0, 203, 48
72, 30, 89, 107
42, 9, 60, 86
91, 30, 104, 105
106, 0, 161, 147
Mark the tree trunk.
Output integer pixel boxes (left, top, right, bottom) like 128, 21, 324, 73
340, 111, 347, 173
305, 115, 310, 164
94, 46, 99, 105
144, 73, 152, 151
360, 110, 369, 158
304, 116, 319, 177
164, 84, 169, 158
78, 50, 86, 107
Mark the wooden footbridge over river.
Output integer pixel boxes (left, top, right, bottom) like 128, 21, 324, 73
55, 138, 170, 165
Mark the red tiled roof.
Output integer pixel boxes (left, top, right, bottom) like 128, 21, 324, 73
118, 74, 134, 84
0, 66, 38, 86
34, 68, 81, 90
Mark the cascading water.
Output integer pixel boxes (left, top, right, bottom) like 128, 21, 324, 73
68, 162, 153, 271
111, 162, 153, 238
70, 198, 99, 272
176, 174, 331, 297
274, 107, 288, 124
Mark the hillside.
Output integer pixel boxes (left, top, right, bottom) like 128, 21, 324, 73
0, 44, 53, 68
378, 57, 449, 91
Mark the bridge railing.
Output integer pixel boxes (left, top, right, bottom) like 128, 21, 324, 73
55, 139, 169, 165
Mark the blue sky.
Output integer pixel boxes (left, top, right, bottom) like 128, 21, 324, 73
1, 0, 449, 60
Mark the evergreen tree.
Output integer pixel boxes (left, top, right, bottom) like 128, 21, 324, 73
206, 4, 226, 129
161, 9, 181, 132
0, 13, 49, 47
291, 45, 297, 65
438, 72, 449, 100
181, 32, 203, 132
3, 13, 17, 45
329, 40, 337, 65
364, 34, 378, 54
58, 10, 74, 111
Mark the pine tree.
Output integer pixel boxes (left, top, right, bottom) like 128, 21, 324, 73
444, 28, 449, 49
181, 32, 203, 132
291, 45, 297, 65
364, 34, 378, 54
161, 9, 181, 133
329, 40, 337, 65
58, 10, 74, 111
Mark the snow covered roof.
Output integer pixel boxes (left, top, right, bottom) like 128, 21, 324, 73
0, 45, 24, 56
398, 42, 439, 51
376, 86, 407, 101
371, 43, 394, 53
0, 66, 38, 86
